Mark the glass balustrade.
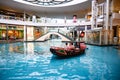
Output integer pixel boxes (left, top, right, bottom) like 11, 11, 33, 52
0, 14, 86, 24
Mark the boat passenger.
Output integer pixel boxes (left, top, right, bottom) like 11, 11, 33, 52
74, 42, 80, 51
64, 42, 68, 48
74, 42, 80, 48
65, 42, 75, 50
80, 43, 86, 50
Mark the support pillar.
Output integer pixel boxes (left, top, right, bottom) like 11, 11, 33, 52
6, 24, 8, 41
91, 0, 97, 30
104, 0, 110, 45
109, 0, 113, 45
24, 25, 27, 41
99, 30, 102, 45
85, 25, 87, 42
44, 26, 48, 34
23, 11, 27, 41
109, 14, 113, 45
23, 11, 26, 21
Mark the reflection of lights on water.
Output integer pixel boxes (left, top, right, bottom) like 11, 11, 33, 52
29, 72, 42, 76
9, 44, 14, 52
0, 41, 120, 80
46, 69, 60, 74
27, 43, 34, 54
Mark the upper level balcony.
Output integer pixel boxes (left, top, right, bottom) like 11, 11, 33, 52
0, 15, 91, 27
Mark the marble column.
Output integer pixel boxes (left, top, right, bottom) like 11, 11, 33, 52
24, 25, 27, 41
104, 0, 110, 45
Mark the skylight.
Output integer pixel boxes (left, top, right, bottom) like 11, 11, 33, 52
14, 0, 88, 7
22, 0, 73, 6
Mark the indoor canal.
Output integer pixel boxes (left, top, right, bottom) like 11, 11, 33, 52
0, 39, 120, 80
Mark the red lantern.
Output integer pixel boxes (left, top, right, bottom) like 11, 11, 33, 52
80, 31, 85, 37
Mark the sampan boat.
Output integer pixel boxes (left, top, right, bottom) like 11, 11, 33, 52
50, 43, 86, 57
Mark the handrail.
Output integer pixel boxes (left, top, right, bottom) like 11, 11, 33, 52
58, 32, 74, 41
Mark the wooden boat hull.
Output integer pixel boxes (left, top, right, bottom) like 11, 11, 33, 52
50, 47, 85, 57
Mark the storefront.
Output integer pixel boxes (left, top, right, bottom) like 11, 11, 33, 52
113, 25, 120, 45
86, 30, 101, 45
118, 26, 120, 44
34, 27, 43, 39
0, 24, 24, 40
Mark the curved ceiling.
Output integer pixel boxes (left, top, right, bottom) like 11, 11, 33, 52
0, 0, 92, 18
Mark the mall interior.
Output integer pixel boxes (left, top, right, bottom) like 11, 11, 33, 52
0, 0, 120, 80
0, 0, 119, 45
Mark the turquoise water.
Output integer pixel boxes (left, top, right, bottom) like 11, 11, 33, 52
0, 39, 120, 80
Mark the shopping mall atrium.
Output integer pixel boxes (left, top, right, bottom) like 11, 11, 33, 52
0, 0, 120, 80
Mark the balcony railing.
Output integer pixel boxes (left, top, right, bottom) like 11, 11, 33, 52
0, 15, 24, 21
0, 14, 86, 23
